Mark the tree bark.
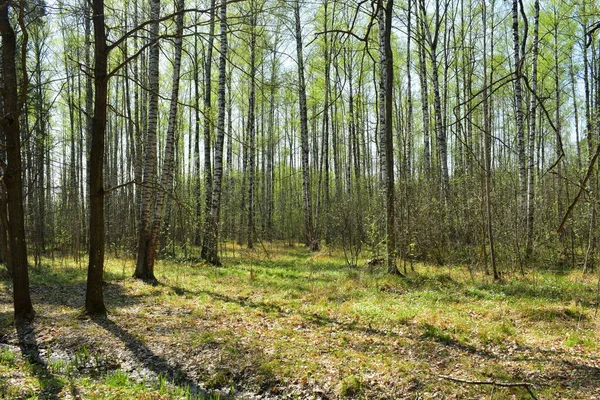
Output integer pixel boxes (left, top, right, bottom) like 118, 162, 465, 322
553, 11, 565, 255
512, 0, 527, 227
526, 0, 539, 260
200, 0, 217, 257
134, 0, 160, 282
145, 0, 185, 273
481, 0, 498, 280
416, 5, 431, 177
295, 0, 318, 251
378, 0, 398, 274
204, 0, 228, 266
266, 33, 278, 239
85, 0, 109, 315
0, 0, 34, 321
247, 6, 256, 249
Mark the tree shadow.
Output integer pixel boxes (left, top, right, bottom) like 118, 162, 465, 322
502, 343, 600, 389
28, 281, 144, 309
557, 359, 600, 388
179, 285, 547, 365
202, 286, 600, 392
475, 280, 586, 303
0, 264, 146, 311
171, 284, 415, 342
91, 316, 214, 399
15, 321, 64, 399
0, 311, 12, 344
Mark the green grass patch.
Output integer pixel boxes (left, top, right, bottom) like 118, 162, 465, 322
0, 346, 16, 366
0, 243, 598, 398
106, 369, 130, 387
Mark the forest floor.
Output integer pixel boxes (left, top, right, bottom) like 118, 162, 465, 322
1, 243, 600, 399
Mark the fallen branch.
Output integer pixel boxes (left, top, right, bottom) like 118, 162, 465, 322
438, 374, 538, 400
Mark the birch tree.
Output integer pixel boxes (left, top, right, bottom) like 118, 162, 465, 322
145, 0, 185, 273
135, 0, 161, 282
203, 0, 228, 266
378, 0, 398, 274
294, 0, 318, 251
526, 0, 539, 260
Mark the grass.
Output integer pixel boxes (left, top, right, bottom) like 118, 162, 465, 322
0, 242, 599, 398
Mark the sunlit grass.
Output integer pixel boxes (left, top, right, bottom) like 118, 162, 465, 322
0, 242, 599, 398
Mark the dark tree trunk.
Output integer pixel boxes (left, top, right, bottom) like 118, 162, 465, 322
85, 0, 109, 315
0, 0, 34, 321
247, 7, 256, 249
378, 0, 398, 274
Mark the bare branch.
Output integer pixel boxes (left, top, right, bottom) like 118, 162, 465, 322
557, 143, 600, 234
106, 0, 244, 53
438, 375, 538, 400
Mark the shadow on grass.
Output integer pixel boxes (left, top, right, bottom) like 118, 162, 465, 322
91, 316, 213, 399
557, 359, 600, 388
474, 280, 587, 303
27, 281, 144, 310
27, 264, 128, 286
0, 311, 12, 342
170, 284, 409, 341
174, 285, 541, 364
16, 321, 64, 400
0, 263, 145, 310
227, 259, 371, 296
251, 257, 350, 272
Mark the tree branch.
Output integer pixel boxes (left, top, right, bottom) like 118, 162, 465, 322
103, 180, 136, 195
438, 375, 538, 400
106, 0, 244, 53
586, 21, 600, 48
557, 143, 600, 234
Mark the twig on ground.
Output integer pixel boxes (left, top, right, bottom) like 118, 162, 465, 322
438, 374, 538, 400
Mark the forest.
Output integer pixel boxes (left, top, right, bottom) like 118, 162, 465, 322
1, 0, 600, 398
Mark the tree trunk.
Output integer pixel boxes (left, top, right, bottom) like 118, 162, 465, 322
266, 35, 278, 239
134, 0, 160, 281
0, 26, 9, 274
247, 7, 256, 249
512, 0, 527, 228
200, 0, 217, 257
526, 0, 539, 260
321, 0, 331, 240
0, 0, 34, 321
553, 13, 565, 255
406, 0, 414, 179
85, 0, 109, 315
378, 0, 398, 274
204, 0, 228, 266
193, 20, 202, 246
145, 0, 184, 273
481, 0, 498, 281
416, 8, 431, 177
294, 0, 317, 251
